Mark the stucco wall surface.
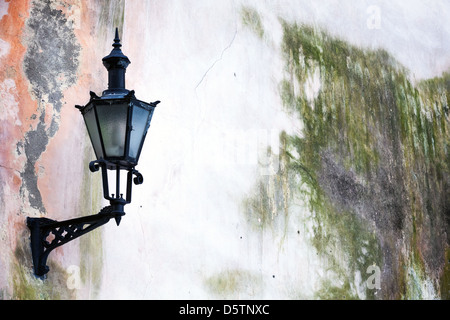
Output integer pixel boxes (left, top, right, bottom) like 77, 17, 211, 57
0, 0, 448, 299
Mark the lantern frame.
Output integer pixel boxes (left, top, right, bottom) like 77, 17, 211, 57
76, 90, 159, 170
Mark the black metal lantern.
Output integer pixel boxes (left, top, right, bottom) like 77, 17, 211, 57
80, 95, 156, 168
26, 29, 160, 277
78, 29, 159, 170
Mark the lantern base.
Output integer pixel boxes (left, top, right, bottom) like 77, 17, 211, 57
110, 197, 127, 226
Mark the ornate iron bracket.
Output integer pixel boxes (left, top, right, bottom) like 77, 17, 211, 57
26, 206, 118, 277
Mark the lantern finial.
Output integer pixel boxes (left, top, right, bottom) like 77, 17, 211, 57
113, 28, 121, 49
102, 28, 130, 95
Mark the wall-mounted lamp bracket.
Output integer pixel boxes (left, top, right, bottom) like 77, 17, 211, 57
25, 28, 157, 278
27, 161, 144, 277
27, 206, 116, 277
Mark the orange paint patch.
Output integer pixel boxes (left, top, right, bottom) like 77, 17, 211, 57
0, 0, 37, 175
0, 2, 35, 251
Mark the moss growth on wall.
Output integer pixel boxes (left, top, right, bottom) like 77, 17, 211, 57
278, 21, 448, 299
240, 6, 264, 39
78, 136, 104, 298
315, 278, 360, 300
98, 0, 125, 40
205, 269, 262, 298
440, 248, 450, 299
11, 231, 75, 300
243, 135, 292, 233
242, 8, 449, 299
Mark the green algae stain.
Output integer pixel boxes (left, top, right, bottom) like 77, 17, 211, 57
97, 0, 125, 43
205, 269, 262, 298
241, 6, 264, 39
315, 278, 360, 300
280, 21, 387, 178
278, 21, 449, 299
12, 231, 76, 300
243, 134, 293, 232
78, 135, 104, 298
440, 247, 450, 299
99, 0, 125, 28
241, 8, 449, 299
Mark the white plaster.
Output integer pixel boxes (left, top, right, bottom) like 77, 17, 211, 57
0, 0, 8, 21
0, 79, 22, 126
0, 38, 9, 60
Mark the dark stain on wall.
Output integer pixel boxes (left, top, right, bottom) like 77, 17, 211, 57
278, 22, 449, 299
242, 8, 449, 299
19, 0, 80, 213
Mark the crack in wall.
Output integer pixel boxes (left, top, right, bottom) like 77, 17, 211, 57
195, 29, 238, 89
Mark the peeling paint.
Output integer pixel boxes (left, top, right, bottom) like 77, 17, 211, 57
19, 0, 80, 214
0, 0, 121, 299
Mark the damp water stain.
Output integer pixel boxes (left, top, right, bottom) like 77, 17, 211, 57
11, 230, 75, 300
205, 269, 263, 298
240, 6, 264, 39
242, 9, 449, 299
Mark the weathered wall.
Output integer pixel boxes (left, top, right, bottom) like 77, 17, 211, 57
0, 0, 125, 299
0, 0, 448, 299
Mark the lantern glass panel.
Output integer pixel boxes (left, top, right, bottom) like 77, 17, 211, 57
83, 103, 104, 159
129, 104, 153, 159
96, 103, 129, 158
